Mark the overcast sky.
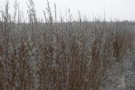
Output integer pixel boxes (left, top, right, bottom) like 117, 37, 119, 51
0, 0, 135, 21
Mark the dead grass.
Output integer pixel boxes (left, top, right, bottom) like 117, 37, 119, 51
0, 0, 134, 90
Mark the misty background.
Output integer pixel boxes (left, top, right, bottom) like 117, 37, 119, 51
0, 0, 135, 21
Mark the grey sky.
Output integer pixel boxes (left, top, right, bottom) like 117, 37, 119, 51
0, 0, 134, 21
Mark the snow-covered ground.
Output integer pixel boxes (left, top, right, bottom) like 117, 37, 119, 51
102, 31, 135, 90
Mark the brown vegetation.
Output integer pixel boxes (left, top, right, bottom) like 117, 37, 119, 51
0, 0, 134, 90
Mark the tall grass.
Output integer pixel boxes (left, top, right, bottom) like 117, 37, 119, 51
0, 0, 134, 90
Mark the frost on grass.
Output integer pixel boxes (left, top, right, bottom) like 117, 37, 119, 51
0, 0, 134, 90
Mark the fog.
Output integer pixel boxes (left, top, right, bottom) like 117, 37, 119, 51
0, 0, 135, 21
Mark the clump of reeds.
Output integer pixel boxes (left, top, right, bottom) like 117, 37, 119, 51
0, 0, 134, 90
